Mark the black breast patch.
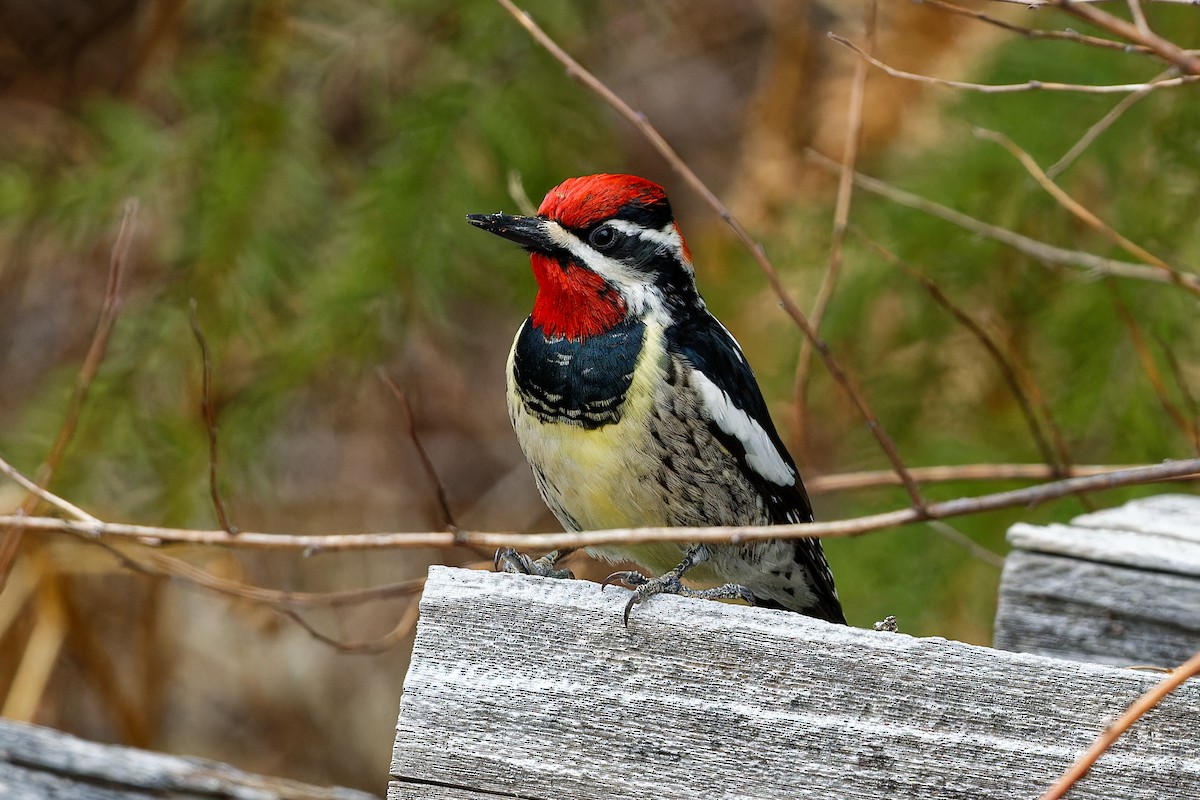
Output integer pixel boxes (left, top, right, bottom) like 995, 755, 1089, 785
512, 317, 645, 428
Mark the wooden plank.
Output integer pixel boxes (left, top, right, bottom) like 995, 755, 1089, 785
0, 718, 378, 800
391, 567, 1200, 800
995, 550, 1200, 666
1071, 493, 1200, 544
1005, 493, 1200, 576
995, 493, 1200, 666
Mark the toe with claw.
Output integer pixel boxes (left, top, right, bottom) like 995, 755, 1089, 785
603, 566, 755, 626
493, 547, 574, 579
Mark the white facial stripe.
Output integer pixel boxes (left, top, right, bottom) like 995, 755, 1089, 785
607, 219, 677, 249
691, 371, 796, 487
541, 219, 668, 321
608, 220, 693, 272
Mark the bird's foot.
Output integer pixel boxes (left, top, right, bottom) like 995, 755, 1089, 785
602, 569, 755, 626
493, 547, 574, 579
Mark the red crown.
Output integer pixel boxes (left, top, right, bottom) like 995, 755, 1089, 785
538, 174, 667, 229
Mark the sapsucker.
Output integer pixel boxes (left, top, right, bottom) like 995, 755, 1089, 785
467, 174, 845, 625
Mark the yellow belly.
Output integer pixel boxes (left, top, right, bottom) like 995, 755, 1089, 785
506, 322, 712, 577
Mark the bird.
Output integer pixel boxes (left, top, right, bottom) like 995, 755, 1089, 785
466, 174, 845, 626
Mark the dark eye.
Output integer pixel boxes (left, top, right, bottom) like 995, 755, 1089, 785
589, 224, 616, 250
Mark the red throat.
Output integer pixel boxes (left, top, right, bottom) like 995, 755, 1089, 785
529, 253, 626, 340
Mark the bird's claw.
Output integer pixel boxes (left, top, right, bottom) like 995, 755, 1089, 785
602, 569, 755, 627
493, 547, 574, 579
601, 570, 649, 590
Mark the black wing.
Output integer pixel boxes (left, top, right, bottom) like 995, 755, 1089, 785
665, 312, 845, 624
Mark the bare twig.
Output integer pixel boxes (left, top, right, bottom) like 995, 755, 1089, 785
0, 199, 138, 589
1126, 0, 1152, 37
3, 459, 1197, 551
987, 0, 1196, 4
0, 455, 98, 524
1047, 72, 1168, 179
858, 234, 1069, 473
919, 0, 1157, 54
927, 520, 1005, 569
805, 150, 1200, 293
794, 1, 875, 456
1106, 282, 1200, 448
188, 300, 236, 534
91, 538, 430, 609
495, 0, 925, 510
975, 127, 1200, 299
278, 596, 421, 655
1156, 333, 1200, 454
1053, 0, 1200, 75
83, 535, 428, 653
378, 369, 459, 531
828, 33, 1198, 93
1040, 648, 1200, 800
808, 462, 1143, 493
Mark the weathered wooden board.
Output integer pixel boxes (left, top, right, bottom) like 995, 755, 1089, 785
390, 566, 1200, 800
0, 718, 378, 800
995, 493, 1200, 667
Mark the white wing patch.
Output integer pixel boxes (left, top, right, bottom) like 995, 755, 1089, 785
690, 371, 796, 487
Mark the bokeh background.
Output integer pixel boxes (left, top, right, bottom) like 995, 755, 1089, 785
1, 0, 1197, 795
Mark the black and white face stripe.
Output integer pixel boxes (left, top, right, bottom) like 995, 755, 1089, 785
539, 217, 699, 322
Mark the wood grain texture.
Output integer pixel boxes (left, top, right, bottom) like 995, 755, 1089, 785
995, 550, 1200, 667
0, 718, 379, 800
996, 493, 1200, 667
390, 566, 1200, 800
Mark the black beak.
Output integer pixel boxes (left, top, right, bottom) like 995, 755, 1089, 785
465, 213, 554, 253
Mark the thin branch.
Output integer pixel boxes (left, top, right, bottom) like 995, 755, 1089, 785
805, 149, 1200, 293
106, 540, 430, 609
0, 198, 138, 589
277, 597, 421, 655
974, 127, 1200, 299
84, 536, 428, 654
986, 0, 1198, 4
378, 369, 459, 531
3, 459, 1197, 551
794, 1, 875, 456
807, 462, 1144, 493
858, 234, 1067, 472
495, 0, 926, 510
927, 521, 1005, 569
1106, 281, 1200, 448
0, 455, 98, 524
1155, 333, 1200, 454
919, 0, 1158, 54
1126, 0, 1152, 37
188, 300, 236, 534
1054, 0, 1200, 75
1040, 648, 1200, 800
1047, 72, 1169, 179
829, 32, 1198, 93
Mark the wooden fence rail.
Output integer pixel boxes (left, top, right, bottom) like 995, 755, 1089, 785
389, 562, 1199, 800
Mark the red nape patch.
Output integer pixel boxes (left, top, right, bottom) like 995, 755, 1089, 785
529, 253, 627, 340
538, 174, 666, 229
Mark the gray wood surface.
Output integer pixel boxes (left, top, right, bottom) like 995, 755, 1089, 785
995, 493, 1200, 667
390, 566, 1200, 800
0, 718, 378, 800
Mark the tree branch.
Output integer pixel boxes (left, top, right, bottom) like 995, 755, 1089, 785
829, 32, 1198, 93
2, 459, 1196, 552
1040, 648, 1200, 800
